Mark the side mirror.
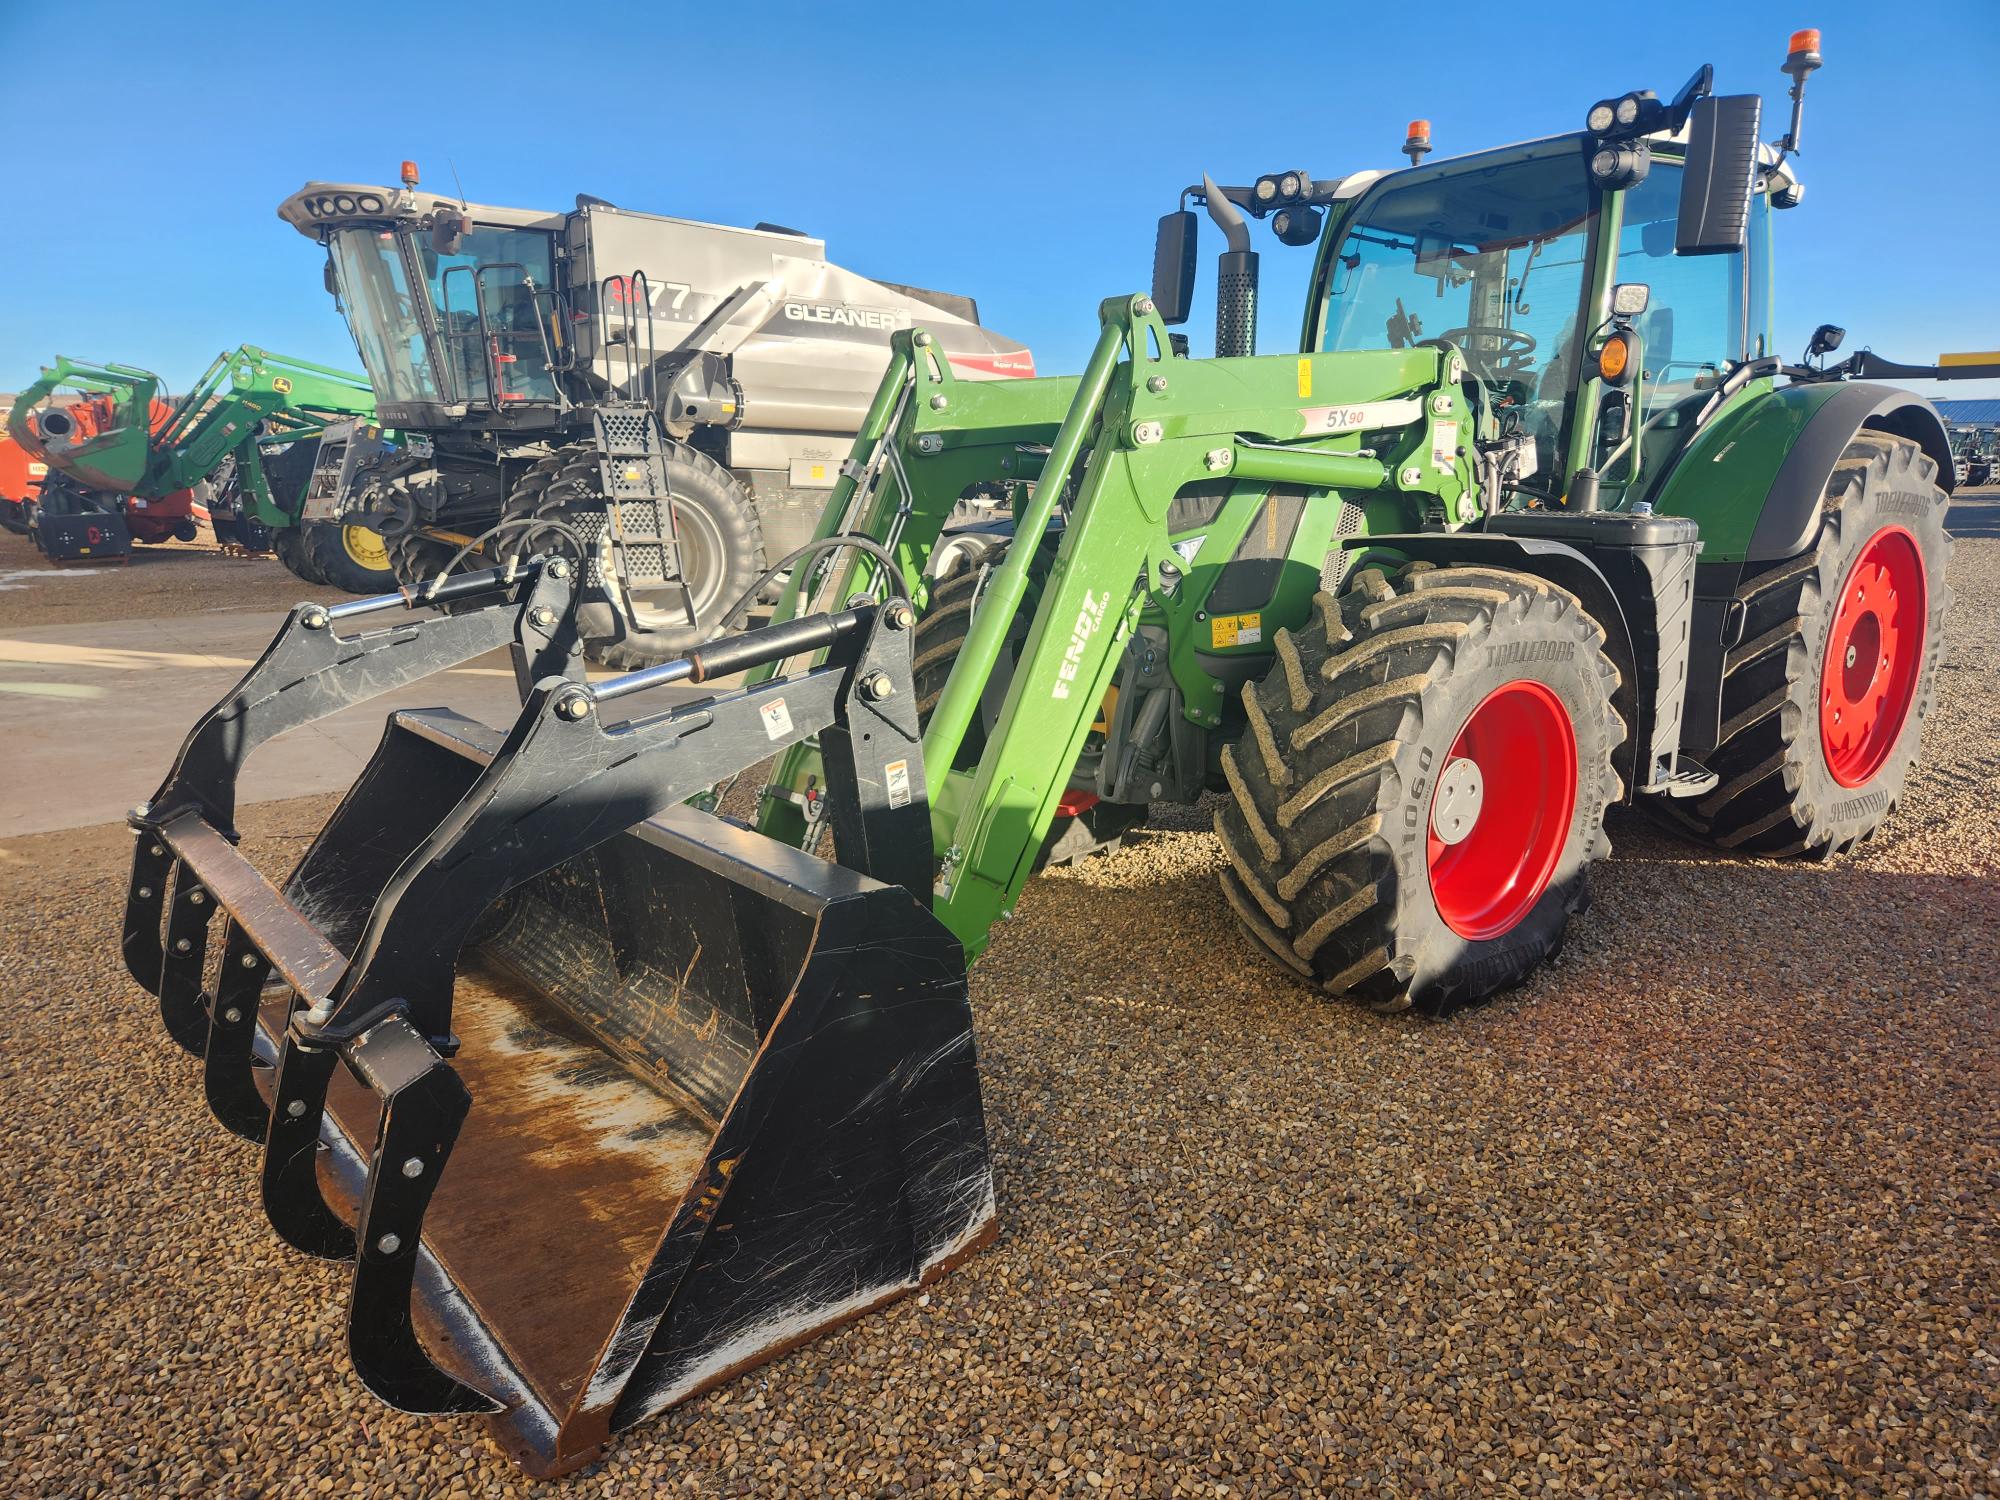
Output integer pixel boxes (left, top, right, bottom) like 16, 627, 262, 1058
429, 212, 469, 257
1806, 323, 1846, 360
1611, 282, 1651, 317
1675, 94, 1762, 255
1151, 210, 1198, 325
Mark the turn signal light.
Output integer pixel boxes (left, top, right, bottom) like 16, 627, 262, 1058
1598, 334, 1632, 384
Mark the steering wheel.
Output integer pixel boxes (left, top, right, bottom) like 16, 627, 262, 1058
1425, 326, 1538, 381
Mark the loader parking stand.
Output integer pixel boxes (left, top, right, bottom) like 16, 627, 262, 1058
5, 12, 2000, 1496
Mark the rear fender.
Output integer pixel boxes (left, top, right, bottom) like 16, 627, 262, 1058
1654, 382, 1952, 569
1747, 384, 1952, 561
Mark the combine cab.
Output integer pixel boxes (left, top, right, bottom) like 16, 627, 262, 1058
277, 169, 1033, 666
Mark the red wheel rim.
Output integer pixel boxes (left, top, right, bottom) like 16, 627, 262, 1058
1820, 525, 1926, 788
1426, 680, 1577, 942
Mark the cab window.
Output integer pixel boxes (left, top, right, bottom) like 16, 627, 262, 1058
1318, 142, 1596, 486
1615, 162, 1751, 412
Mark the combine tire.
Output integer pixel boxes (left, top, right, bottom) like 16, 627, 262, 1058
500, 443, 764, 670
1668, 433, 1950, 857
912, 554, 1144, 867
301, 519, 397, 595
385, 528, 465, 597
271, 526, 329, 585
1218, 562, 1623, 1015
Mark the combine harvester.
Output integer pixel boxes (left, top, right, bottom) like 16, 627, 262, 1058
7, 348, 377, 569
275, 165, 1033, 665
121, 39, 1997, 1475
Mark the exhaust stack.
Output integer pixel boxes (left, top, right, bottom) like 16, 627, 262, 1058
1202, 173, 1258, 358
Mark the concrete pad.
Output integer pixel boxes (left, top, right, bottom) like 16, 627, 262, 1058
0, 608, 698, 838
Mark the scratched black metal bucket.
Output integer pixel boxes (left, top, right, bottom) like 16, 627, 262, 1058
119, 581, 995, 1477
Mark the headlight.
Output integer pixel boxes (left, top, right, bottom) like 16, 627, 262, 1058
1254, 177, 1277, 202
1586, 100, 1616, 134
1614, 94, 1641, 127
1279, 171, 1303, 198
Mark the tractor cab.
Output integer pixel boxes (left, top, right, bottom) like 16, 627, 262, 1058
280, 171, 566, 429
1304, 128, 1777, 504
1158, 52, 1811, 518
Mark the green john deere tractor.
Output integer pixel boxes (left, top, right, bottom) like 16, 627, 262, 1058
118, 41, 1996, 1476
7, 347, 382, 578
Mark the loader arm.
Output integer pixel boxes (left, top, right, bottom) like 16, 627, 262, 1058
148, 347, 377, 498
758, 295, 1477, 960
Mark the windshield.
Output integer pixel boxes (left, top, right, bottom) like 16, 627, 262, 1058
1318, 142, 1596, 480
328, 225, 559, 407
414, 226, 559, 404
329, 229, 437, 404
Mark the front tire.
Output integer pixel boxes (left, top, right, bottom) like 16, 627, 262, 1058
1669, 433, 1950, 858
1218, 563, 1623, 1015
301, 519, 397, 595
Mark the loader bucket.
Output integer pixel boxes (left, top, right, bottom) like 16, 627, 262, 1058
120, 587, 994, 1476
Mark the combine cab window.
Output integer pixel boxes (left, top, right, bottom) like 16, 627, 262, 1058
1318, 142, 1596, 485
416, 228, 560, 405
329, 230, 439, 404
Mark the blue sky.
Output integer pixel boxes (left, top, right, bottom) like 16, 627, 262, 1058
1, 1, 1994, 400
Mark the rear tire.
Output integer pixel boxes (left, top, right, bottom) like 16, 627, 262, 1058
499, 442, 766, 671
1218, 562, 1623, 1015
301, 519, 396, 595
1667, 433, 1950, 858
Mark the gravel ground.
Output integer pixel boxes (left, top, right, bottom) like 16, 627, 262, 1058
2, 498, 1995, 1497
0, 526, 327, 630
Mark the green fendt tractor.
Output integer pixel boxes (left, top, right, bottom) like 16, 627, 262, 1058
118, 39, 1998, 1476
756, 35, 1992, 1004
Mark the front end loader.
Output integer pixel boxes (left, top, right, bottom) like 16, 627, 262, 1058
123, 562, 990, 1474
118, 36, 1992, 1477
